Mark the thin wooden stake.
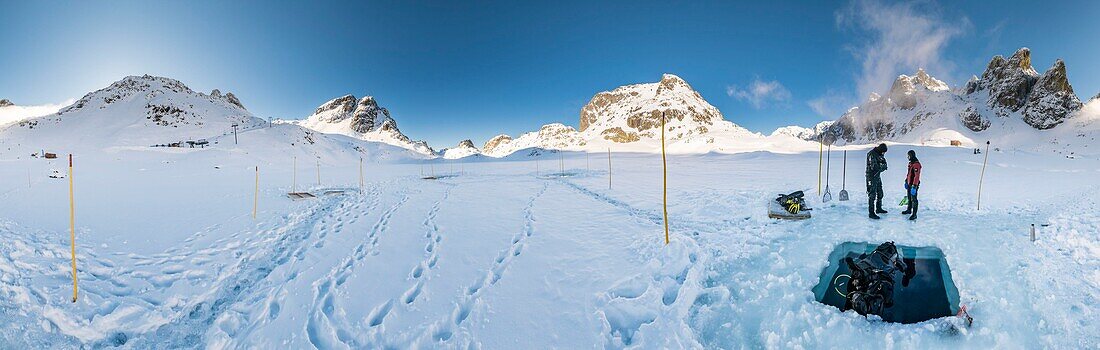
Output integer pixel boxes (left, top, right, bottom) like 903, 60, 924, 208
817, 140, 823, 197
977, 141, 991, 210
292, 156, 297, 192
661, 112, 670, 245
68, 154, 77, 303
316, 160, 321, 186
253, 166, 259, 219
359, 157, 364, 193
607, 147, 612, 189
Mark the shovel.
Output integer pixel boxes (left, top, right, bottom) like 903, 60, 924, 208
823, 144, 833, 202
839, 149, 850, 201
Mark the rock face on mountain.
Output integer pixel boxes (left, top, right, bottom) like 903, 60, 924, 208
482, 134, 514, 156
1021, 60, 1082, 129
819, 48, 1084, 144
579, 74, 734, 144
298, 94, 433, 155
0, 99, 12, 107
441, 139, 480, 159
971, 48, 1038, 114
209, 89, 245, 109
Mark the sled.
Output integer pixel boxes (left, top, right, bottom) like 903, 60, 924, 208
287, 192, 316, 201
767, 200, 811, 220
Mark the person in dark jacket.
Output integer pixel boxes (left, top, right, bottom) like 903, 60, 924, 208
901, 150, 921, 220
865, 143, 888, 219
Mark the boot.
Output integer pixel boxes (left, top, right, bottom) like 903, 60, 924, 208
875, 200, 888, 214
908, 200, 918, 220
868, 199, 880, 220
901, 199, 912, 215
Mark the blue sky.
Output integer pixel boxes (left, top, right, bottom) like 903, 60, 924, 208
1, 0, 1097, 148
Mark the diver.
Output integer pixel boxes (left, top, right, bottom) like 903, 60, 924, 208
843, 241, 915, 317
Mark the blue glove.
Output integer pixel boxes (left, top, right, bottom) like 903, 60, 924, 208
909, 186, 917, 196
904, 183, 910, 190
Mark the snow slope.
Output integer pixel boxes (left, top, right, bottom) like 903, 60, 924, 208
0, 140, 1096, 348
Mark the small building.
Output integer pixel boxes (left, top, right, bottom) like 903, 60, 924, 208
44, 153, 57, 159
949, 140, 962, 147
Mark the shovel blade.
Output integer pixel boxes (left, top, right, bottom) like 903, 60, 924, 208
822, 189, 832, 202
838, 190, 849, 201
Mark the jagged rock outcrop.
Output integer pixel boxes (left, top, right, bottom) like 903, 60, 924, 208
0, 99, 12, 107
818, 48, 1085, 144
298, 94, 434, 155
209, 89, 246, 109
972, 48, 1039, 115
1022, 60, 1082, 129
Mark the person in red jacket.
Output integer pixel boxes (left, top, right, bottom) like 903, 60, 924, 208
902, 150, 921, 220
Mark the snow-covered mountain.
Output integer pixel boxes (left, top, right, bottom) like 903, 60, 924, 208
0, 99, 12, 107
816, 48, 1087, 151
294, 95, 434, 156
0, 75, 431, 162
480, 123, 588, 157
771, 121, 834, 140
440, 139, 481, 159
0, 75, 262, 150
480, 74, 786, 157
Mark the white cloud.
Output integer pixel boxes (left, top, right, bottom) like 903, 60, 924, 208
0, 99, 75, 126
726, 78, 791, 109
836, 0, 969, 100
807, 89, 852, 118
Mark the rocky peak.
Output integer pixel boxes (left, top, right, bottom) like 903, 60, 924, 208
208, 89, 245, 109
578, 73, 729, 143
223, 93, 244, 109
1008, 48, 1035, 72
0, 99, 12, 107
887, 69, 949, 110
974, 47, 1039, 113
657, 74, 691, 94
1022, 59, 1082, 129
482, 134, 513, 155
456, 139, 476, 149
350, 96, 391, 134
314, 95, 357, 117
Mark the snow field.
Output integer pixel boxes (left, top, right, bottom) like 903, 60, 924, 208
0, 145, 1096, 348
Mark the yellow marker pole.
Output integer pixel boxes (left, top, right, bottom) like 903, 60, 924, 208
253, 166, 259, 219
607, 147, 612, 189
977, 141, 991, 210
817, 140, 823, 196
661, 113, 670, 245
68, 154, 77, 303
